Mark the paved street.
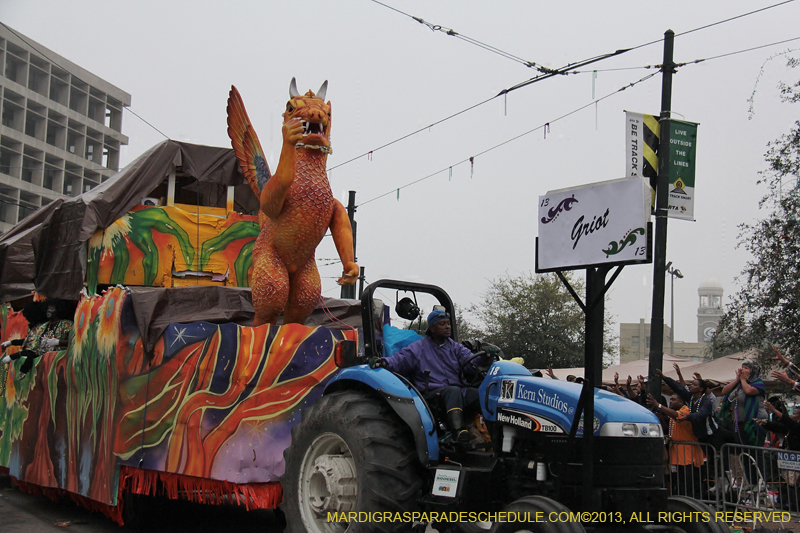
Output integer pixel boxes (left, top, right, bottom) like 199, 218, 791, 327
0, 477, 286, 533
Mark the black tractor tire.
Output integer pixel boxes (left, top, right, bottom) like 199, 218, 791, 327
489, 495, 586, 533
453, 521, 492, 533
281, 389, 423, 533
660, 496, 730, 533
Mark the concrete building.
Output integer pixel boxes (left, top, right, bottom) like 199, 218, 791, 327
619, 278, 725, 363
0, 25, 130, 233
619, 319, 671, 363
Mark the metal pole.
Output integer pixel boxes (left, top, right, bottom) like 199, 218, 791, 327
340, 191, 357, 300
647, 30, 675, 399
582, 265, 609, 511
670, 273, 675, 355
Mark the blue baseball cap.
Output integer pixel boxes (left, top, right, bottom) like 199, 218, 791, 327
426, 310, 450, 332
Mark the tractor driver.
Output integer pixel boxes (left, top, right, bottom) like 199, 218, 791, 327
369, 309, 492, 443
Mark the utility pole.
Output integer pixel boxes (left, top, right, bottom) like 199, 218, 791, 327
340, 191, 357, 300
647, 30, 675, 398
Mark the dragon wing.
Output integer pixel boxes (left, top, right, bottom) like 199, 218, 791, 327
227, 86, 271, 197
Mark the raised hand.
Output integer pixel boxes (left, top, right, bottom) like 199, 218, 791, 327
772, 345, 790, 366
771, 369, 793, 385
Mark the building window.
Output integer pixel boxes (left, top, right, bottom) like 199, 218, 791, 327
646, 336, 651, 348
631, 336, 639, 347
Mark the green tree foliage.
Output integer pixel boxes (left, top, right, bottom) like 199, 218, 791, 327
711, 59, 800, 358
468, 272, 617, 369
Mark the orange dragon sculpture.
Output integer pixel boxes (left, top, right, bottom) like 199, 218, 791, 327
226, 79, 358, 325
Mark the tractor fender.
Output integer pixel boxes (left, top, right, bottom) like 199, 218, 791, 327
325, 366, 440, 465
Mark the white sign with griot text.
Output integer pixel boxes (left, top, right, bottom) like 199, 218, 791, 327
536, 177, 651, 272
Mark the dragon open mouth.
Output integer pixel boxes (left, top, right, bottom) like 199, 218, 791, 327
298, 120, 331, 153
300, 120, 326, 137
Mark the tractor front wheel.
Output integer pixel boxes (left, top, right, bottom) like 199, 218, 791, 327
281, 390, 423, 533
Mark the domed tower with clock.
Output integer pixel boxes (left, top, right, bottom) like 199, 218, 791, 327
697, 278, 724, 342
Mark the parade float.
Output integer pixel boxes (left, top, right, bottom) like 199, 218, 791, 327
0, 80, 360, 524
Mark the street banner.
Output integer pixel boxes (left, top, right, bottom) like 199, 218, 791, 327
625, 111, 659, 182
665, 119, 698, 221
624, 112, 698, 221
536, 177, 651, 272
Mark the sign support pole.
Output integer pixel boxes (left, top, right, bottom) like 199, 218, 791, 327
647, 30, 675, 398
557, 264, 622, 510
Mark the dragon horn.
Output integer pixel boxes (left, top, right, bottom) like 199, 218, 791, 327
316, 80, 328, 101
289, 77, 300, 98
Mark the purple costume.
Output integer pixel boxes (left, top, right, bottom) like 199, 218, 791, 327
383, 336, 477, 394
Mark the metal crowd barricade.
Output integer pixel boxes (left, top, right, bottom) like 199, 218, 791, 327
669, 441, 799, 528
719, 443, 795, 527
665, 441, 720, 510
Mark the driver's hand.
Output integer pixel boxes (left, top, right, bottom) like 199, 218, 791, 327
368, 357, 386, 369
482, 343, 504, 360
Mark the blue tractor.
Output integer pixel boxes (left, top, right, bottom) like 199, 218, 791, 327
281, 280, 728, 533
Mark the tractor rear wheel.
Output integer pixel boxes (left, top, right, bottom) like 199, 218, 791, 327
281, 390, 423, 533
489, 495, 586, 533
659, 496, 730, 533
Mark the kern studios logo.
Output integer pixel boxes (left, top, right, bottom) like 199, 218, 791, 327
500, 379, 517, 402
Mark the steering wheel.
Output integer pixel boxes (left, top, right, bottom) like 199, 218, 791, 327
459, 350, 499, 388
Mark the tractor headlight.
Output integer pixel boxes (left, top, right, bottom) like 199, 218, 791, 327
645, 423, 663, 437
599, 422, 663, 437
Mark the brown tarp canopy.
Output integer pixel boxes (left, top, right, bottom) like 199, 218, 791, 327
0, 139, 363, 350
0, 140, 259, 302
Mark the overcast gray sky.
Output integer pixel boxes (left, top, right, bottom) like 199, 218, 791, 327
3, 1, 800, 359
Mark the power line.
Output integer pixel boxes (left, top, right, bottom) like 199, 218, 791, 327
0, 22, 170, 141
355, 33, 800, 208
686, 36, 800, 64
327, 95, 497, 171
359, 71, 660, 207
370, 0, 554, 73
569, 35, 800, 74
674, 0, 796, 39
334, 1, 799, 175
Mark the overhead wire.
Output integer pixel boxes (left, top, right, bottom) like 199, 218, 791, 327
8, 30, 794, 182
334, 0, 799, 174
370, 0, 796, 65
359, 71, 660, 207
369, 0, 555, 73
569, 36, 800, 74
355, 28, 800, 207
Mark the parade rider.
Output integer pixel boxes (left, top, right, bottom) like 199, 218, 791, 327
369, 309, 492, 443
2, 300, 72, 376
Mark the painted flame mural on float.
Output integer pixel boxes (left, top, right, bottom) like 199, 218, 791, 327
0, 287, 354, 512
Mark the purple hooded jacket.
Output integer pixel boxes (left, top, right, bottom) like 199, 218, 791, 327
383, 336, 479, 393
